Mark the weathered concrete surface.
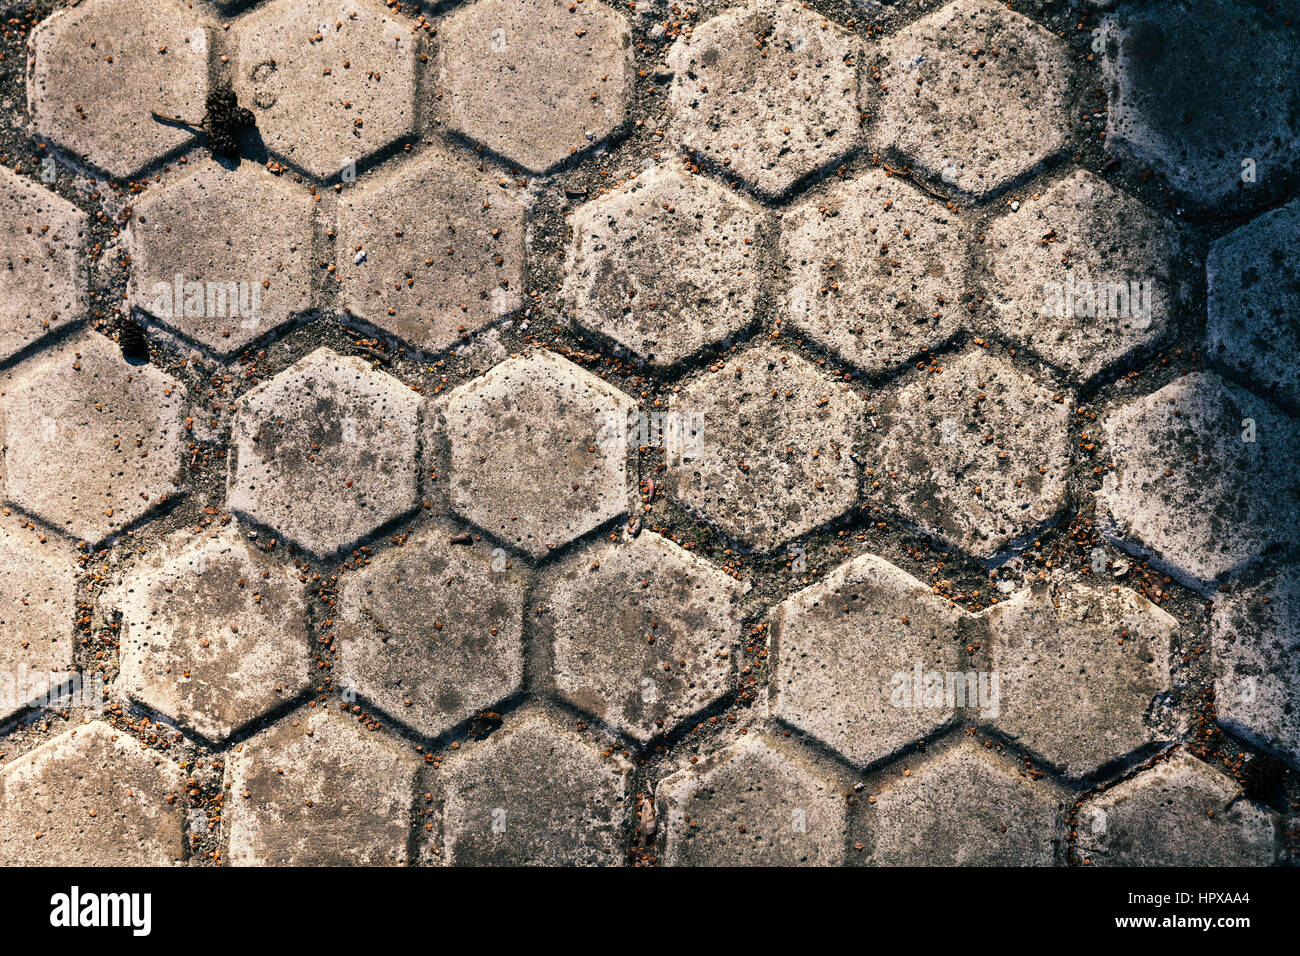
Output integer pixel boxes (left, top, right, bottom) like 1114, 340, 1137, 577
658, 734, 846, 866
1099, 372, 1300, 590
865, 0, 1072, 200
538, 531, 745, 744
436, 0, 634, 173
664, 344, 865, 552
0, 332, 188, 545
0, 721, 186, 865
0, 167, 87, 364
771, 554, 970, 769
0, 524, 76, 722
667, 1, 859, 199
227, 348, 423, 558
116, 525, 311, 743
443, 349, 635, 558
1076, 752, 1277, 866
565, 163, 763, 367
433, 712, 630, 866
336, 518, 526, 739
225, 705, 419, 866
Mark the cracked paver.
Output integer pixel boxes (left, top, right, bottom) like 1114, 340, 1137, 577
0, 525, 76, 723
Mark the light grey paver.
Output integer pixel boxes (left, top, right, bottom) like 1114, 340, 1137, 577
865, 0, 1072, 200
435, 712, 630, 866
667, 0, 859, 198
985, 580, 1177, 779
658, 734, 845, 866
29, 0, 209, 179
0, 721, 186, 865
234, 0, 419, 179
664, 344, 865, 553
443, 349, 635, 558
0, 168, 87, 363
772, 553, 970, 769
436, 0, 634, 174
858, 740, 1065, 866
1076, 752, 1277, 866
338, 145, 526, 354
0, 332, 188, 546
227, 347, 423, 558
117, 525, 311, 743
225, 705, 419, 866
1099, 371, 1300, 590
1207, 198, 1300, 411
1210, 565, 1300, 770
130, 161, 315, 357
336, 518, 526, 739
1100, 0, 1300, 206
565, 163, 763, 367
782, 170, 966, 376
984, 170, 1182, 382
539, 531, 745, 744
864, 347, 1072, 559
0, 525, 76, 722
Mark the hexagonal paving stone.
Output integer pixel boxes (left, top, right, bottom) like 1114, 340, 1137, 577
436, 0, 634, 174
664, 345, 865, 553
781, 170, 966, 376
1075, 752, 1276, 866
234, 0, 419, 179
227, 348, 422, 558
1099, 371, 1300, 590
865, 0, 1072, 201
29, 0, 208, 180
338, 146, 525, 354
1207, 198, 1300, 411
0, 168, 87, 363
538, 531, 745, 744
984, 170, 1182, 383
666, 1, 859, 199
658, 734, 845, 866
444, 349, 635, 558
0, 525, 76, 722
858, 740, 1065, 865
772, 554, 972, 769
864, 347, 1071, 559
336, 519, 526, 739
434, 713, 630, 865
0, 721, 185, 865
985, 580, 1177, 779
564, 163, 762, 367
1101, 0, 1300, 206
0, 332, 188, 545
1210, 564, 1300, 769
116, 526, 311, 743
130, 162, 315, 357
226, 705, 419, 865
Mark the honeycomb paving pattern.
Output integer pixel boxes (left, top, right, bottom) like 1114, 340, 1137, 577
0, 0, 1297, 871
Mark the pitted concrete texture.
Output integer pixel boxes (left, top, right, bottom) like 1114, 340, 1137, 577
130, 160, 315, 357
865, 0, 1072, 200
227, 347, 423, 558
116, 525, 311, 743
0, 166, 87, 364
1075, 752, 1277, 867
225, 704, 419, 866
0, 332, 187, 546
857, 740, 1065, 866
771, 553, 971, 769
984, 580, 1177, 780
335, 518, 526, 740
0, 721, 186, 865
782, 169, 965, 376
0, 524, 76, 723
565, 163, 763, 367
